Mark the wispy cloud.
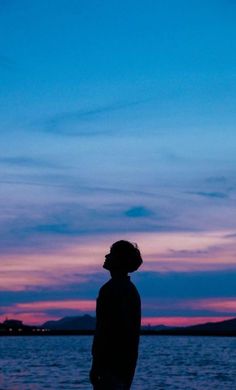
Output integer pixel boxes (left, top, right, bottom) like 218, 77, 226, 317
0, 204, 167, 254
0, 156, 59, 169
189, 191, 229, 199
206, 176, 228, 185
1, 229, 236, 295
143, 299, 231, 318
0, 173, 157, 198
224, 232, 236, 239
2, 299, 96, 314
2, 280, 236, 324
167, 248, 211, 258
135, 269, 236, 301
141, 296, 236, 318
182, 297, 236, 315
0, 178, 177, 253
125, 206, 154, 218
39, 98, 153, 136
186, 175, 236, 201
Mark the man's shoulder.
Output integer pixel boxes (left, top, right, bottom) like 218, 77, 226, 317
99, 279, 113, 295
128, 280, 141, 299
99, 277, 140, 299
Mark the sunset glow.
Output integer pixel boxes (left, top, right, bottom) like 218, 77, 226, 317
1, 0, 236, 328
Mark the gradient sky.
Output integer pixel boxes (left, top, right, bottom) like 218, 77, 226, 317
1, 0, 236, 326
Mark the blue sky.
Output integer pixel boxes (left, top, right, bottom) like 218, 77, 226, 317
1, 0, 236, 325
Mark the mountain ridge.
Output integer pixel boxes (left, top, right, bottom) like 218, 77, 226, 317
1, 315, 236, 336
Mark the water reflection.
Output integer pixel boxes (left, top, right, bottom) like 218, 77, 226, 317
0, 336, 236, 389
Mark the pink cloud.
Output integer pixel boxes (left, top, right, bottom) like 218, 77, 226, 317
14, 299, 96, 311
1, 230, 236, 293
2, 299, 95, 314
0, 312, 59, 325
142, 297, 236, 314
1, 299, 96, 325
2, 298, 235, 327
3, 312, 231, 328
181, 297, 236, 312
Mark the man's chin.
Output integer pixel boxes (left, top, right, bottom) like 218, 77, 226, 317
103, 261, 109, 270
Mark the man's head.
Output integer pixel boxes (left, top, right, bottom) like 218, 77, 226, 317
103, 240, 143, 273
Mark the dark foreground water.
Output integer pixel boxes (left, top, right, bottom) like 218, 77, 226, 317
0, 335, 236, 389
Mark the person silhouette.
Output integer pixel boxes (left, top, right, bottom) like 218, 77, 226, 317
90, 240, 143, 390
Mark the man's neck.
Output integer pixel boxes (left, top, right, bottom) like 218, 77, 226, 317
110, 270, 128, 278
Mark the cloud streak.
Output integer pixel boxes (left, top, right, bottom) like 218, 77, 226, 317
2, 299, 96, 314
188, 191, 229, 199
2, 295, 236, 326
1, 230, 236, 294
0, 156, 60, 169
1, 0, 236, 328
125, 206, 154, 218
39, 98, 154, 136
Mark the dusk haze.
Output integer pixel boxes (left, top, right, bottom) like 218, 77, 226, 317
1, 0, 236, 331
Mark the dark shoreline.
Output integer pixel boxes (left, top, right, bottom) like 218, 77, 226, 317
2, 317, 236, 337
1, 329, 236, 337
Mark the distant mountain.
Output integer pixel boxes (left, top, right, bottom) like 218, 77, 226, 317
2, 316, 236, 336
141, 324, 172, 331
186, 317, 236, 333
42, 315, 172, 332
157, 317, 236, 336
42, 315, 96, 330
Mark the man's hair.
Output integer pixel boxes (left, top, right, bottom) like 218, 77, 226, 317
110, 240, 143, 272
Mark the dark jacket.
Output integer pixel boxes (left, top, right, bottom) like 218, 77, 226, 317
91, 275, 141, 386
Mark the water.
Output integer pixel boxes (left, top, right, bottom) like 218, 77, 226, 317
0, 336, 236, 389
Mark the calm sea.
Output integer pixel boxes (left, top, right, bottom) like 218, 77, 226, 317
0, 335, 236, 389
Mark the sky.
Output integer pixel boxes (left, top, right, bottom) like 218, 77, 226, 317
0, 0, 236, 326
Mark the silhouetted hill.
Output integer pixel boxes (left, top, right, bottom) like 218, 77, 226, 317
1, 319, 32, 331
42, 314, 96, 330
142, 324, 172, 331
187, 317, 236, 333
1, 316, 236, 336
42, 316, 171, 332
157, 317, 236, 336
41, 316, 236, 335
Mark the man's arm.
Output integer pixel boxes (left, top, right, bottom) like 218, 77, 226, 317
90, 285, 111, 384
